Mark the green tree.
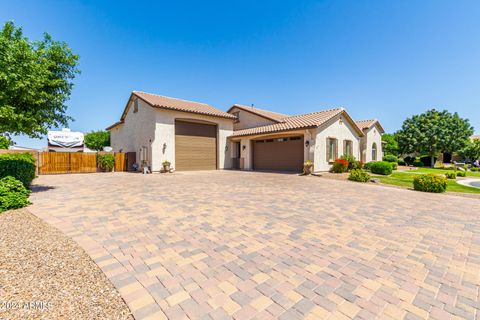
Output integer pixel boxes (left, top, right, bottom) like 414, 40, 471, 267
381, 133, 399, 156
0, 135, 11, 149
458, 140, 480, 162
0, 21, 79, 138
396, 109, 473, 167
84, 130, 110, 151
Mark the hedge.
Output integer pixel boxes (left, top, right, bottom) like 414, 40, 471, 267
0, 153, 36, 187
413, 174, 447, 193
369, 161, 393, 175
0, 176, 31, 212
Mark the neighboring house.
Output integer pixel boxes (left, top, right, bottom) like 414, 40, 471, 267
107, 91, 383, 172
355, 119, 385, 163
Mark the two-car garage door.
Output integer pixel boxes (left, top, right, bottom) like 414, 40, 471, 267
175, 120, 217, 171
253, 136, 304, 172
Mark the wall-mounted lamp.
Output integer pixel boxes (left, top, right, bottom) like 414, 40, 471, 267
162, 143, 167, 154
339, 118, 343, 124
242, 145, 246, 151
305, 140, 310, 147
225, 145, 229, 152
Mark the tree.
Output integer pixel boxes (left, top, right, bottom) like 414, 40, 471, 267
0, 21, 79, 138
0, 135, 11, 149
458, 140, 480, 162
84, 130, 110, 151
381, 133, 399, 156
396, 109, 473, 167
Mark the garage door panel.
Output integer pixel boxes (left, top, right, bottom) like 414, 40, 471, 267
253, 137, 303, 172
175, 121, 217, 171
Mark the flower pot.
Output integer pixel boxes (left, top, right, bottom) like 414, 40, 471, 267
303, 164, 313, 175
163, 164, 170, 172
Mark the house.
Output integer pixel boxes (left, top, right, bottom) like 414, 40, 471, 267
355, 119, 385, 163
107, 91, 383, 172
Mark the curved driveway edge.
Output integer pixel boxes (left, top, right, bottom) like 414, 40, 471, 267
29, 171, 480, 320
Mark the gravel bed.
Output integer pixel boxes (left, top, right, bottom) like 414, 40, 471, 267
0, 209, 133, 320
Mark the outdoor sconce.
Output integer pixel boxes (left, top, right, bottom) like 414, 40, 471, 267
162, 143, 167, 154
305, 140, 310, 147
225, 145, 228, 152
242, 145, 246, 151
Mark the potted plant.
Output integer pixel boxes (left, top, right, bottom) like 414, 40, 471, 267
162, 160, 171, 172
98, 153, 115, 172
303, 160, 313, 175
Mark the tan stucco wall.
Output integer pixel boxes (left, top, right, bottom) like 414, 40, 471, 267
362, 124, 383, 163
313, 114, 362, 172
230, 107, 277, 131
110, 99, 234, 171
110, 98, 156, 167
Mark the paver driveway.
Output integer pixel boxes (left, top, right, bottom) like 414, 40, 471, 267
29, 171, 480, 320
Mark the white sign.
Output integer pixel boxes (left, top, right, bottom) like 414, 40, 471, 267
47, 129, 84, 148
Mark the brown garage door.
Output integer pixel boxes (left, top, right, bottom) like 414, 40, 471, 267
175, 120, 217, 171
253, 136, 304, 172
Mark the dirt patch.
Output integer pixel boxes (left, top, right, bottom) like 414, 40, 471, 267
0, 209, 132, 320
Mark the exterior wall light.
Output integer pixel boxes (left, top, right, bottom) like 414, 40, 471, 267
242, 145, 246, 151
225, 145, 228, 151
305, 140, 310, 147
162, 143, 167, 154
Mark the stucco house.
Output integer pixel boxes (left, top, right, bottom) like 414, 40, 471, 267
107, 91, 383, 173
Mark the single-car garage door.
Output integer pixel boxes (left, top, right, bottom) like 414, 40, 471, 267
175, 120, 217, 171
253, 136, 304, 172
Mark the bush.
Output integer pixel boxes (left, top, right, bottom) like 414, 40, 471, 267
369, 161, 393, 175
471, 167, 479, 172
434, 160, 444, 169
412, 160, 424, 167
413, 174, 447, 193
397, 158, 406, 166
0, 176, 31, 212
98, 154, 115, 171
351, 160, 364, 170
0, 153, 36, 187
331, 159, 349, 173
391, 162, 398, 170
457, 170, 467, 177
348, 169, 371, 182
404, 156, 415, 166
382, 155, 398, 163
445, 172, 456, 179
340, 155, 356, 170
363, 161, 375, 171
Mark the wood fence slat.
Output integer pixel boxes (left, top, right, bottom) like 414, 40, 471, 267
114, 153, 126, 172
40, 152, 98, 174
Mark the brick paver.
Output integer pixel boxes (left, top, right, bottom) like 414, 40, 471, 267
29, 171, 480, 319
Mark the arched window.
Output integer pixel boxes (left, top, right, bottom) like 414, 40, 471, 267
372, 143, 377, 161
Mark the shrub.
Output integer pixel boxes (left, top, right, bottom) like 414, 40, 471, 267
382, 155, 398, 163
391, 162, 398, 170
457, 170, 467, 177
413, 174, 447, 193
98, 154, 115, 171
369, 161, 393, 175
331, 159, 349, 173
397, 158, 406, 166
0, 176, 31, 212
0, 153, 36, 187
351, 160, 364, 170
471, 167, 479, 172
348, 169, 370, 182
404, 156, 415, 166
412, 160, 424, 167
340, 155, 356, 170
445, 172, 456, 179
434, 160, 444, 169
363, 161, 375, 171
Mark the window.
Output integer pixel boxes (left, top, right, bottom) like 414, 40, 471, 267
343, 140, 353, 156
265, 139, 274, 143
290, 136, 302, 141
326, 138, 338, 162
133, 98, 139, 113
372, 142, 377, 161
276, 138, 288, 142
232, 111, 240, 123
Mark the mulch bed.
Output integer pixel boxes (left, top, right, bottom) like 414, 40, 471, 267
0, 209, 133, 320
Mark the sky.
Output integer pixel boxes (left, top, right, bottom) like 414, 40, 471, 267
1, 0, 479, 148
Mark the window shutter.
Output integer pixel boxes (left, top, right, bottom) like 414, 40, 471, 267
343, 140, 346, 156
326, 138, 330, 162
334, 139, 338, 160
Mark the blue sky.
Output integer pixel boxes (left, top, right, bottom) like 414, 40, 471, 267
1, 0, 479, 148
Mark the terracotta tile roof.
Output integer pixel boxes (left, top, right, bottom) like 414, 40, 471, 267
355, 119, 385, 133
227, 104, 288, 122
231, 108, 351, 137
134, 91, 236, 119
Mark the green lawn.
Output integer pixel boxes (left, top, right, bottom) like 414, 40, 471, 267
376, 169, 480, 194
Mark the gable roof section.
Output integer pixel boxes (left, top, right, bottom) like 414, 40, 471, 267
355, 119, 385, 133
106, 91, 236, 130
231, 108, 364, 137
227, 104, 288, 122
